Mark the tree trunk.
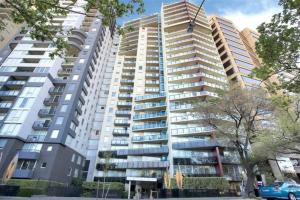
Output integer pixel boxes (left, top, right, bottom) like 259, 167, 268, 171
243, 167, 256, 198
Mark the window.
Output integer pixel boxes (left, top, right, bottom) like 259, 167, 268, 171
60, 105, 68, 112
139, 66, 143, 70
0, 139, 7, 149
77, 156, 81, 165
28, 77, 47, 83
71, 154, 75, 162
50, 130, 59, 138
21, 87, 41, 97
65, 94, 72, 101
22, 143, 42, 152
72, 75, 79, 80
73, 169, 78, 178
6, 110, 28, 123
0, 76, 9, 82
47, 146, 53, 151
41, 162, 47, 168
55, 117, 64, 125
79, 59, 85, 63
34, 67, 49, 73
14, 98, 35, 109
67, 167, 72, 176
0, 124, 21, 136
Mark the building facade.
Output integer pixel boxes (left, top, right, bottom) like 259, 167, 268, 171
209, 16, 261, 88
0, 0, 117, 183
93, 1, 242, 193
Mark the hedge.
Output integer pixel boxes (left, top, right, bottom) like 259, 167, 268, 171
7, 179, 66, 189
169, 177, 230, 190
82, 181, 124, 191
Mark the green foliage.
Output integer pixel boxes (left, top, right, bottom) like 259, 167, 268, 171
254, 0, 300, 92
0, 0, 144, 58
71, 178, 83, 187
7, 179, 65, 189
82, 181, 124, 191
169, 177, 230, 190
17, 188, 43, 197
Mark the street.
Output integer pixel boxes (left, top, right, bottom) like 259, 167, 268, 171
0, 197, 257, 200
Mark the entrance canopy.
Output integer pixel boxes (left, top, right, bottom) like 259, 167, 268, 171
127, 177, 157, 182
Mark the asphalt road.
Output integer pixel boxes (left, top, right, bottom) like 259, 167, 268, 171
0, 197, 258, 200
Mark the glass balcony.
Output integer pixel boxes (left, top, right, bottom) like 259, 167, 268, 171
134, 102, 166, 110
168, 81, 222, 91
133, 111, 167, 121
145, 73, 159, 78
146, 67, 159, 71
167, 50, 219, 63
117, 145, 168, 156
117, 101, 132, 107
132, 121, 167, 131
132, 132, 167, 143
115, 110, 131, 116
118, 94, 132, 99
48, 87, 64, 95
172, 139, 225, 150
111, 139, 128, 146
145, 87, 160, 93
167, 57, 223, 68
172, 124, 214, 135
0, 90, 19, 96
119, 86, 133, 91
169, 91, 218, 101
221, 156, 240, 164
27, 134, 46, 142
44, 96, 60, 106
5, 80, 26, 86
122, 72, 135, 77
12, 169, 33, 179
32, 120, 51, 130
168, 72, 227, 83
135, 93, 166, 102
38, 108, 56, 117
114, 119, 130, 125
167, 64, 225, 76
145, 80, 159, 85
115, 160, 169, 169
112, 129, 129, 136
0, 102, 12, 109
120, 79, 134, 84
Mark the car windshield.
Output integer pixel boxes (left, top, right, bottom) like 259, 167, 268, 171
269, 182, 284, 187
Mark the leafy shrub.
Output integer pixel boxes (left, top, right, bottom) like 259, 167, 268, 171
82, 181, 124, 191
17, 188, 43, 197
169, 177, 230, 190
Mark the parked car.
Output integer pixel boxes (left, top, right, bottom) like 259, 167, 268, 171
259, 179, 300, 200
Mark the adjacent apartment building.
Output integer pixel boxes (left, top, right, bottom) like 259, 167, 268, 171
93, 1, 242, 193
0, 0, 118, 183
209, 16, 261, 88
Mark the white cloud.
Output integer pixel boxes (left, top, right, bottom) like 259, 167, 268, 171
222, 7, 281, 31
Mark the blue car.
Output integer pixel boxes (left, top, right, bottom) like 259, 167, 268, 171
260, 179, 300, 200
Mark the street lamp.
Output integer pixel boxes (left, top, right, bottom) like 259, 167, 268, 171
187, 0, 206, 33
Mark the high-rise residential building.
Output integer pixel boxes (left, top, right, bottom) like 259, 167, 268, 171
209, 16, 261, 88
93, 1, 242, 193
0, 0, 118, 183
239, 28, 262, 68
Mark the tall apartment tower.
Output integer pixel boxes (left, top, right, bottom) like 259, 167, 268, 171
94, 1, 242, 192
0, 0, 117, 183
209, 16, 261, 88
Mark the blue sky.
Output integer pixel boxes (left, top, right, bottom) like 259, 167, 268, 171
118, 0, 281, 30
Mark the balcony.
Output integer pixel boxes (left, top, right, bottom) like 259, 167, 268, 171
134, 102, 166, 111
5, 81, 26, 88
12, 169, 33, 179
115, 110, 131, 116
111, 139, 129, 146
38, 108, 56, 117
171, 126, 214, 136
32, 120, 51, 130
132, 132, 168, 143
0, 102, 12, 109
119, 86, 133, 91
19, 151, 40, 159
168, 72, 227, 83
169, 91, 218, 101
48, 87, 64, 95
118, 94, 132, 99
172, 139, 220, 150
120, 79, 134, 84
114, 119, 130, 126
133, 111, 167, 121
57, 68, 72, 76
115, 160, 169, 169
117, 101, 132, 107
168, 81, 222, 92
0, 90, 19, 97
132, 121, 167, 132
112, 129, 130, 136
135, 93, 166, 102
43, 96, 60, 106
117, 145, 169, 156
221, 156, 240, 164
27, 134, 46, 142
174, 156, 218, 165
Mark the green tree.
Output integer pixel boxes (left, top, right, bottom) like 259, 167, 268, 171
254, 0, 300, 93
0, 0, 144, 57
195, 87, 274, 197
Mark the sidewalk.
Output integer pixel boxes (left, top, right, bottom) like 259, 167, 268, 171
0, 197, 258, 200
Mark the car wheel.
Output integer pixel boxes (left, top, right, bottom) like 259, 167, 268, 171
289, 193, 297, 200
